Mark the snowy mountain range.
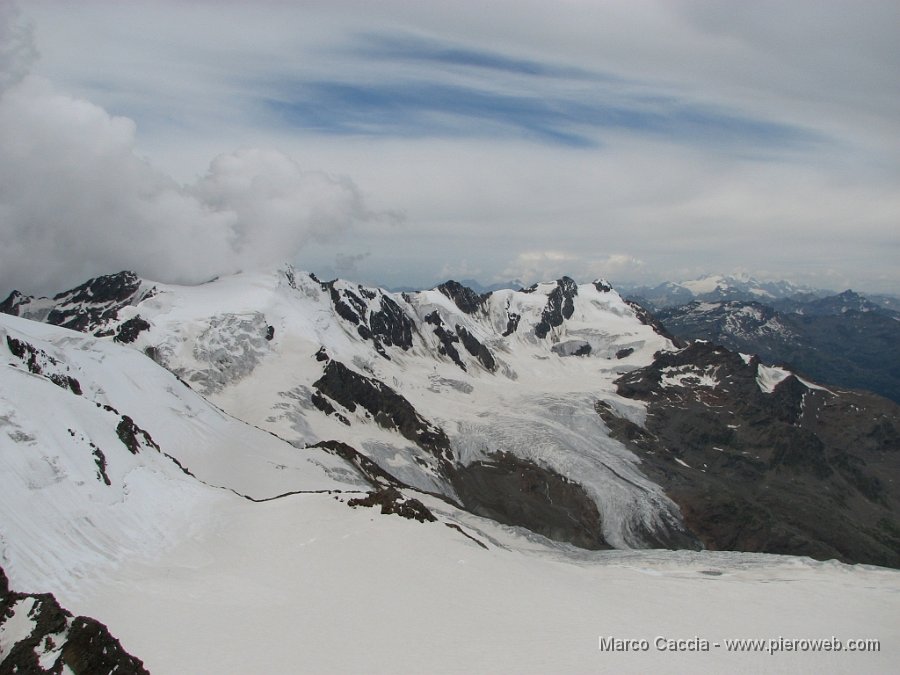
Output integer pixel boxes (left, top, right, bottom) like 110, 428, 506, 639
620, 274, 827, 310
2, 267, 899, 673
656, 292, 900, 404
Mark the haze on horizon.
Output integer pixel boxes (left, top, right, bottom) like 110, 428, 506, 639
1, 1, 898, 297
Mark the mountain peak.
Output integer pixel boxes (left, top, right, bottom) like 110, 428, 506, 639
436, 280, 489, 314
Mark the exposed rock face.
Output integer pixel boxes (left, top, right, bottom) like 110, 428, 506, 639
116, 414, 160, 455
502, 308, 520, 337
320, 279, 414, 358
0, 567, 149, 674
437, 280, 489, 314
0, 290, 30, 316
424, 310, 466, 370
424, 311, 496, 373
448, 452, 609, 550
313, 360, 453, 463
1, 271, 151, 335
457, 325, 496, 371
600, 342, 900, 566
534, 277, 578, 339
6, 335, 82, 395
114, 316, 151, 344
658, 299, 900, 403
347, 486, 437, 522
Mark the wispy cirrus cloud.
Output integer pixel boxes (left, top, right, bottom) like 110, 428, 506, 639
351, 32, 600, 80
261, 33, 821, 152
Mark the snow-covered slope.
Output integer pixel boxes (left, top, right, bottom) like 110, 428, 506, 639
0, 312, 358, 594
73, 490, 900, 675
24, 268, 688, 550
5, 267, 899, 561
3, 274, 900, 673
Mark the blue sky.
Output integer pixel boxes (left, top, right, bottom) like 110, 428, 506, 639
262, 41, 821, 150
2, 0, 899, 294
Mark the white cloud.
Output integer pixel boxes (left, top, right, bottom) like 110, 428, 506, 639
4, 0, 899, 295
0, 75, 375, 295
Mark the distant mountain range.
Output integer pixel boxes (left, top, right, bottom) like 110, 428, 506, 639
618, 274, 824, 310
623, 280, 900, 403
618, 273, 899, 312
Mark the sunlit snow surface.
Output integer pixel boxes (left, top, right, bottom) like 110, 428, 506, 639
72, 494, 900, 675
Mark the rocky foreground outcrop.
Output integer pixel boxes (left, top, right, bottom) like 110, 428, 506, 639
0, 567, 147, 674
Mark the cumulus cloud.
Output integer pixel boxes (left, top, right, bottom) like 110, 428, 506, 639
0, 76, 374, 295
190, 148, 371, 267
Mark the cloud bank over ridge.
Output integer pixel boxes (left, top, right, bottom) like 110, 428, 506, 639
0, 7, 380, 295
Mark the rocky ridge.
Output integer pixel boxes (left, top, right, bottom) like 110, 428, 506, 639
3, 267, 898, 566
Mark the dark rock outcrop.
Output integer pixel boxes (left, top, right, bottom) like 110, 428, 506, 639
424, 311, 466, 370
601, 341, 900, 566
534, 277, 578, 339
457, 325, 496, 371
347, 486, 437, 523
5, 336, 82, 395
1, 272, 151, 336
114, 316, 151, 344
658, 298, 900, 403
0, 566, 149, 674
502, 311, 521, 337
448, 452, 609, 550
313, 360, 452, 462
321, 281, 415, 358
116, 415, 160, 455
0, 290, 30, 316
437, 280, 489, 314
